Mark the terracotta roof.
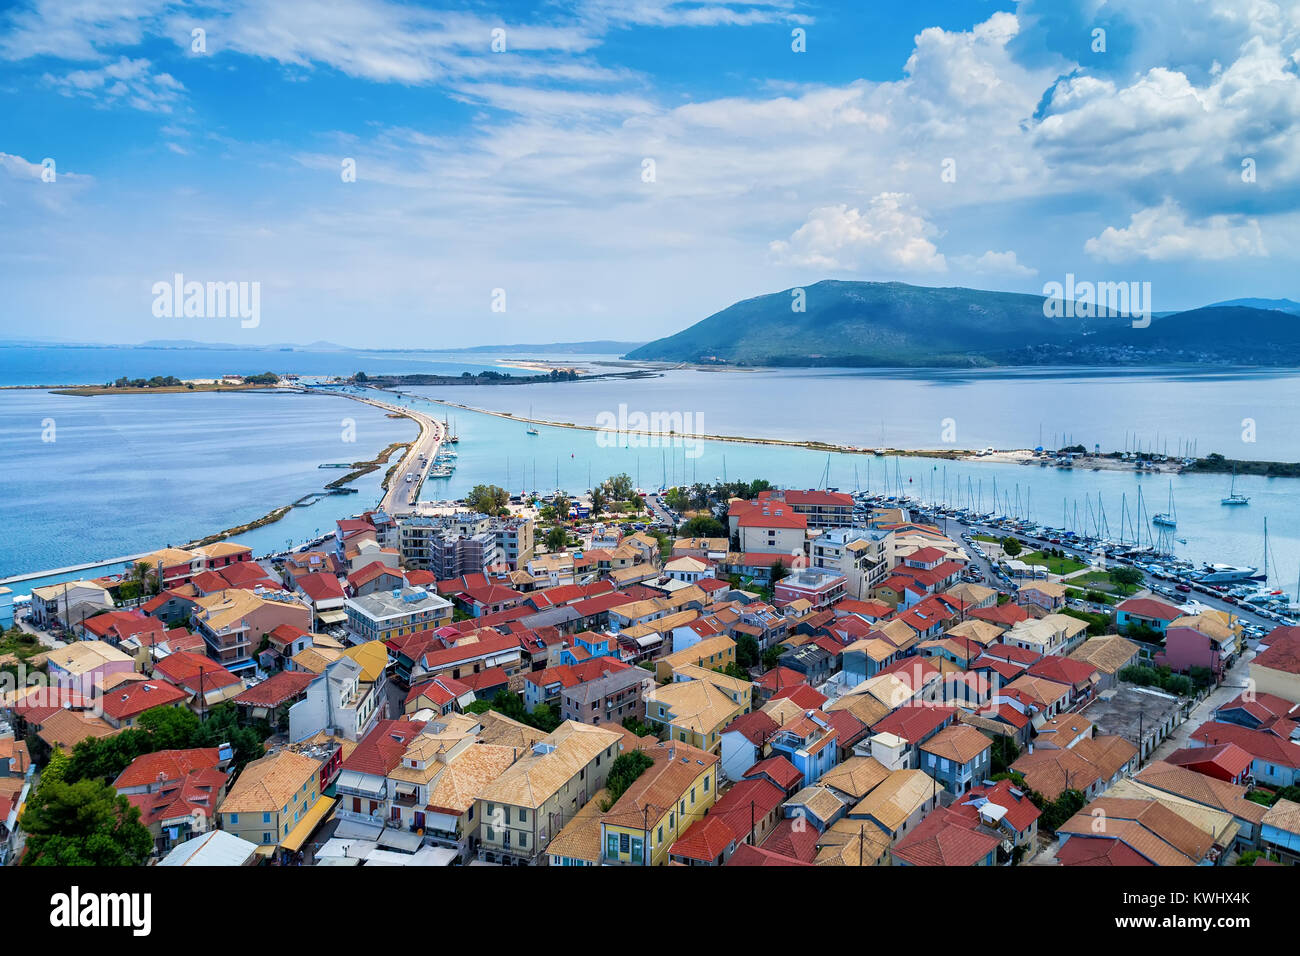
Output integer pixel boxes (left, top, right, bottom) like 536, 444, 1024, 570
234, 670, 316, 708
743, 756, 803, 792
1116, 597, 1183, 622
220, 750, 320, 814
601, 742, 719, 829
100, 679, 188, 720
920, 724, 992, 764
670, 814, 737, 862
113, 748, 224, 789
891, 805, 1000, 866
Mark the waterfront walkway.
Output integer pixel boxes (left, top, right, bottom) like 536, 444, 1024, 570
333, 388, 443, 513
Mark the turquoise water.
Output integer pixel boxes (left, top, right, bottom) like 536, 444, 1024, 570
5, 367, 1300, 600
0, 389, 413, 582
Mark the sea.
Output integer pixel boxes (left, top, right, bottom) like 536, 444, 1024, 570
3, 347, 1299, 599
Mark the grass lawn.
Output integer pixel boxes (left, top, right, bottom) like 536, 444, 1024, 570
1070, 570, 1141, 596
973, 534, 1001, 544
1064, 583, 1116, 605
1021, 550, 1087, 575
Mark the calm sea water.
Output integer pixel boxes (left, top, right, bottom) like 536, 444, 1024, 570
0, 389, 413, 581
4, 361, 1300, 598
412, 366, 1300, 462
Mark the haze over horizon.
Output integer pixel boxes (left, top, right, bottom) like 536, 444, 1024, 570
2, 0, 1297, 348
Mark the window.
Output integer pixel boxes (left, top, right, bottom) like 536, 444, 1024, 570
619, 832, 630, 853
606, 832, 619, 858
263, 832, 272, 843
263, 812, 271, 823
229, 813, 239, 824
519, 809, 527, 823
657, 826, 664, 844
630, 837, 644, 864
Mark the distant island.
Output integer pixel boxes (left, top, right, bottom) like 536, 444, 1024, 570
625, 280, 1300, 368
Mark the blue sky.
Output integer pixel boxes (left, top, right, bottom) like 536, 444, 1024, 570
1, 0, 1297, 347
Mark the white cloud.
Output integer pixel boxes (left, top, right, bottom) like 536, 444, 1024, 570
1084, 199, 1267, 262
769, 197, 947, 272
44, 55, 185, 112
953, 249, 1037, 276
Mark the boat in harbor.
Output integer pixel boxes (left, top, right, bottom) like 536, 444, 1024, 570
526, 404, 539, 436
1194, 563, 1262, 584
1221, 467, 1249, 506
1152, 480, 1177, 527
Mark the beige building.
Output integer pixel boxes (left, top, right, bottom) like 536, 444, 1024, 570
475, 721, 623, 865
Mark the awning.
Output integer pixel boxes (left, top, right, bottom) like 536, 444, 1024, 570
317, 609, 348, 624
376, 826, 424, 852
280, 795, 337, 853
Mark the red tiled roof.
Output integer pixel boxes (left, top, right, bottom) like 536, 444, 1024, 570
154, 651, 241, 692
1254, 627, 1300, 676
670, 815, 737, 862
952, 779, 1040, 834
891, 805, 1000, 866
769, 683, 828, 710
970, 603, 1030, 627
1187, 722, 1300, 769
348, 561, 404, 590
721, 710, 778, 745
871, 704, 955, 741
234, 670, 315, 708
743, 756, 803, 791
1027, 655, 1099, 688
297, 572, 345, 602
100, 680, 188, 721
756, 666, 806, 693
1056, 836, 1153, 866
1164, 743, 1254, 780
1116, 597, 1183, 622
113, 747, 223, 789
725, 843, 811, 867
758, 817, 820, 862
341, 719, 426, 776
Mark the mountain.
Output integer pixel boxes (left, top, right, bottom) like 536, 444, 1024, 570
625, 281, 1300, 367
625, 280, 1123, 367
1207, 297, 1300, 315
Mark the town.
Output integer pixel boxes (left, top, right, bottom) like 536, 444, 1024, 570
2, 477, 1297, 869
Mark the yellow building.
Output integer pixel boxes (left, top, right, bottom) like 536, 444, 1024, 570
219, 750, 328, 853
600, 743, 718, 866
645, 677, 743, 754
655, 635, 737, 682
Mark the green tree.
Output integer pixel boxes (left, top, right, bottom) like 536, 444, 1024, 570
1001, 537, 1022, 558
735, 634, 760, 670
679, 515, 725, 538
762, 646, 784, 670
589, 485, 608, 516
603, 473, 635, 500
466, 484, 509, 515
22, 777, 154, 866
1108, 566, 1144, 592
602, 751, 654, 808
554, 494, 571, 522
770, 558, 788, 583
545, 525, 568, 552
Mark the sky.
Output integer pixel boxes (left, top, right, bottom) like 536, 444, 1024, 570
0, 0, 1297, 348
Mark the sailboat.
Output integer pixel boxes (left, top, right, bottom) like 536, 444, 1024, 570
525, 404, 539, 437
1221, 466, 1249, 506
1152, 480, 1177, 527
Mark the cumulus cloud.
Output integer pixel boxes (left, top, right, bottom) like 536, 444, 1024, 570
769, 197, 947, 273
1084, 199, 1267, 262
952, 249, 1037, 276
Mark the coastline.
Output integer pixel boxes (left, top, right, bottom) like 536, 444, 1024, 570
400, 392, 1276, 477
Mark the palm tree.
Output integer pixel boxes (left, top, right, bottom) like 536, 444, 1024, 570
132, 562, 154, 602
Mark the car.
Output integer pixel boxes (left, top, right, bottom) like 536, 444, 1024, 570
1176, 583, 1192, 593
